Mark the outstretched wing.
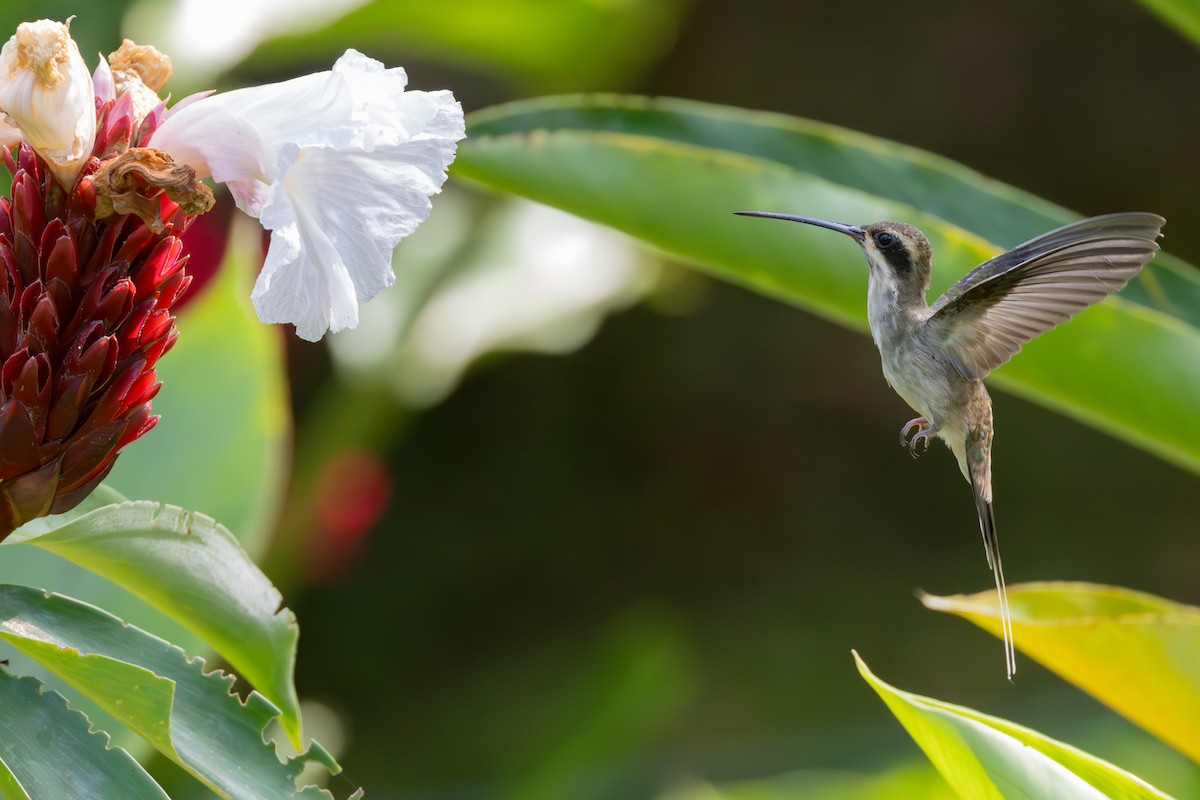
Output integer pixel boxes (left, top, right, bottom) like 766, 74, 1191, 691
926, 213, 1164, 381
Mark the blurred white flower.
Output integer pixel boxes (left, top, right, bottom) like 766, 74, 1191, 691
151, 49, 464, 340
0, 19, 96, 189
330, 198, 661, 407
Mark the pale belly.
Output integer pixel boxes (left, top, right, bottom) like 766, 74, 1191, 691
878, 335, 979, 438
865, 287, 985, 467
878, 338, 968, 435
877, 333, 994, 480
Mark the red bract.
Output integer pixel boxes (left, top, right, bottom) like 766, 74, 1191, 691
0, 94, 196, 536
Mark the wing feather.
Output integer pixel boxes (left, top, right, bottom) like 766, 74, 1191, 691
927, 213, 1164, 380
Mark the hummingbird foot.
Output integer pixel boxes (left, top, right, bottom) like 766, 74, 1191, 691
900, 417, 939, 455
900, 417, 926, 445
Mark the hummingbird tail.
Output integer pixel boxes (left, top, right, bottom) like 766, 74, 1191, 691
965, 424, 1014, 678
978, 497, 1015, 680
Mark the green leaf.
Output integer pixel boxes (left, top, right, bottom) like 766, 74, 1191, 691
7, 484, 128, 542
922, 583, 1200, 764
656, 763, 956, 800
0, 585, 345, 799
464, 96, 1200, 327
5, 500, 302, 748
106, 218, 290, 556
455, 96, 1200, 474
0, 488, 203, 760
1134, 0, 1200, 50
0, 668, 168, 799
854, 651, 1173, 800
242, 0, 687, 93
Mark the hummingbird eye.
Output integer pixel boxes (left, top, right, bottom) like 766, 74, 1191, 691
875, 231, 897, 249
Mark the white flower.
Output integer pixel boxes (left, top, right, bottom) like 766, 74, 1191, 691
150, 49, 465, 341
0, 19, 96, 190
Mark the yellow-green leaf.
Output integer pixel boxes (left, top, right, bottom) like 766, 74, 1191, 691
922, 583, 1200, 764
855, 651, 1172, 799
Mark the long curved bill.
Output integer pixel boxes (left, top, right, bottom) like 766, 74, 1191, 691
735, 211, 865, 241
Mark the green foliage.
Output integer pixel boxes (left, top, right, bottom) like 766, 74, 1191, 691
6, 501, 302, 747
0, 585, 338, 798
465, 96, 1200, 327
1134, 0, 1200, 49
924, 584, 1200, 764
0, 670, 168, 799
455, 96, 1200, 474
657, 764, 957, 800
244, 0, 688, 93
0, 485, 344, 797
855, 652, 1172, 799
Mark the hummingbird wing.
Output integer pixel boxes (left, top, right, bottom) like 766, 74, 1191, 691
926, 213, 1164, 381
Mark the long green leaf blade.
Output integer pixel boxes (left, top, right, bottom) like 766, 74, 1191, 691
0, 585, 345, 799
241, 0, 686, 93
1134, 0, 1200, 50
455, 101, 1200, 473
0, 668, 168, 799
855, 652, 1172, 799
923, 583, 1200, 764
465, 95, 1200, 326
5, 501, 301, 747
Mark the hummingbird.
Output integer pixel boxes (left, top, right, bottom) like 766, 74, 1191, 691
735, 210, 1165, 677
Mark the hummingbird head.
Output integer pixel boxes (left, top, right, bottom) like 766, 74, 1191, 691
860, 221, 932, 298
734, 212, 933, 301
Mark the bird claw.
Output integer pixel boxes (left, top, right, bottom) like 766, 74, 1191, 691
899, 417, 938, 456
900, 417, 924, 445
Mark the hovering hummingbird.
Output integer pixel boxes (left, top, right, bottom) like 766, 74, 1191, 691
735, 210, 1165, 677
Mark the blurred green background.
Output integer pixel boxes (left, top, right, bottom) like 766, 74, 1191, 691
4, 0, 1198, 797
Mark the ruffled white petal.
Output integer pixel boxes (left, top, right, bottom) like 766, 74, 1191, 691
151, 49, 463, 340
150, 94, 277, 187
0, 20, 96, 189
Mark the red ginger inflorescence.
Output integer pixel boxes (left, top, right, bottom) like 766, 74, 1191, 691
0, 88, 207, 536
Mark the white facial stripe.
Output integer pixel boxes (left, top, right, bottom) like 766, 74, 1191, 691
870, 259, 900, 295
863, 240, 898, 278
